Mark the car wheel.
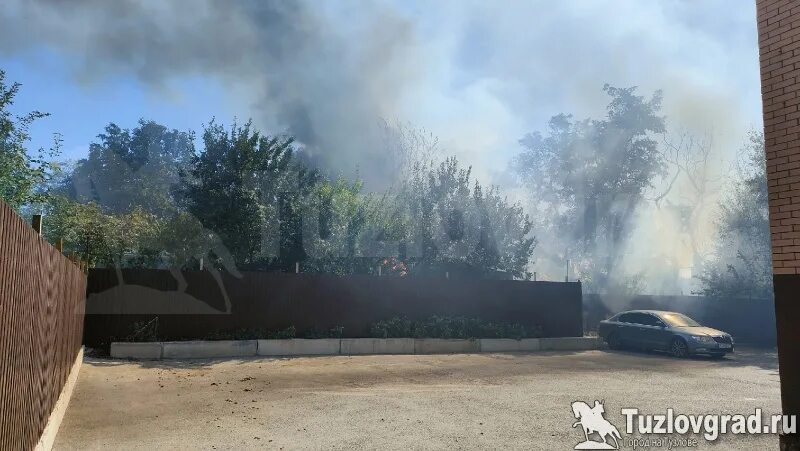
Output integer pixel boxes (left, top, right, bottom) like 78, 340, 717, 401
607, 332, 622, 350
670, 337, 689, 358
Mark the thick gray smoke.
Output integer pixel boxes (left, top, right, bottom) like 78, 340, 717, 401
0, 0, 765, 295
0, 0, 419, 186
0, 0, 760, 191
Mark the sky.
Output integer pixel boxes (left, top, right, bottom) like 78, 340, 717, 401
0, 0, 766, 291
0, 0, 762, 188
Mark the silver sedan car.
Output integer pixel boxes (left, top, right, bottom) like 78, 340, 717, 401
598, 310, 734, 358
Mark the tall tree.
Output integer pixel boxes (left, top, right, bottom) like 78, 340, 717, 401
698, 131, 772, 300
512, 84, 665, 291
400, 156, 536, 279
181, 120, 296, 265
0, 70, 60, 211
44, 195, 162, 267
69, 120, 195, 216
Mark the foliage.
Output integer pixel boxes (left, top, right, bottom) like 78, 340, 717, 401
301, 177, 370, 271
43, 195, 163, 267
697, 131, 772, 300
398, 156, 537, 279
181, 119, 299, 266
303, 325, 345, 339
512, 84, 665, 291
369, 315, 541, 339
0, 70, 61, 211
1, 97, 536, 278
68, 120, 195, 216
203, 325, 297, 341
270, 325, 298, 339
126, 318, 160, 342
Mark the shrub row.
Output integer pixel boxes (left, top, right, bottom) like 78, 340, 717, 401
369, 316, 541, 340
120, 316, 541, 342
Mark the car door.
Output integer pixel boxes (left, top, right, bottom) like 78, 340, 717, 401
637, 313, 671, 350
615, 313, 642, 347
621, 313, 651, 349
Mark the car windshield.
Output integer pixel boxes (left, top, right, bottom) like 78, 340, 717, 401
658, 312, 701, 327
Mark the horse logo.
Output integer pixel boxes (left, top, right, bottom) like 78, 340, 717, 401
571, 400, 622, 450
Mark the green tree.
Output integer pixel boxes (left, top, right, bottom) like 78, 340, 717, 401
400, 156, 536, 279
299, 177, 376, 274
44, 195, 162, 267
512, 84, 665, 291
0, 70, 60, 211
698, 131, 772, 300
69, 120, 195, 216
181, 120, 296, 265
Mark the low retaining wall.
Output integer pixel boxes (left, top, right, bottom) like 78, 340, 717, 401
110, 337, 601, 360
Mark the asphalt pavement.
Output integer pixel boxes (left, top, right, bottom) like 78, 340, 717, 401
54, 348, 781, 450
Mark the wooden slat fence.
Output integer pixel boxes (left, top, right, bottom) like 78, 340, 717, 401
0, 200, 86, 450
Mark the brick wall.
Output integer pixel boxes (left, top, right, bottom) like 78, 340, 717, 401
759, 0, 800, 275
758, 2, 800, 442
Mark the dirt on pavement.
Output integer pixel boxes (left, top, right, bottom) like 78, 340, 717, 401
54, 348, 781, 450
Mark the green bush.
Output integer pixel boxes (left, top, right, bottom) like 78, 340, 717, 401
119, 318, 541, 342
125, 317, 159, 342
369, 316, 541, 340
369, 316, 413, 338
303, 326, 344, 339
269, 326, 297, 339
204, 325, 296, 340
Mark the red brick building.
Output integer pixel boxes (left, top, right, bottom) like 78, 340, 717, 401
757, 1, 800, 448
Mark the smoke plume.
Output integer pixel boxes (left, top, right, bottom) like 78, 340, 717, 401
0, 0, 764, 294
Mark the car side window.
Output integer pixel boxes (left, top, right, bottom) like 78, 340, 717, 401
627, 313, 647, 325
638, 314, 660, 327
617, 313, 634, 323
617, 313, 643, 324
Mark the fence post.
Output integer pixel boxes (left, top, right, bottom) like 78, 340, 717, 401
31, 214, 42, 235
56, 238, 63, 253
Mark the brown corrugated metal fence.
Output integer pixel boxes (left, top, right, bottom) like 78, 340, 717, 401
0, 200, 86, 450
84, 268, 583, 347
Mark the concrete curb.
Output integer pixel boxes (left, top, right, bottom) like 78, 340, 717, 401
415, 338, 480, 354
111, 337, 600, 360
480, 338, 542, 352
110, 342, 162, 360
257, 338, 341, 356
35, 347, 83, 451
162, 340, 257, 359
341, 338, 414, 355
